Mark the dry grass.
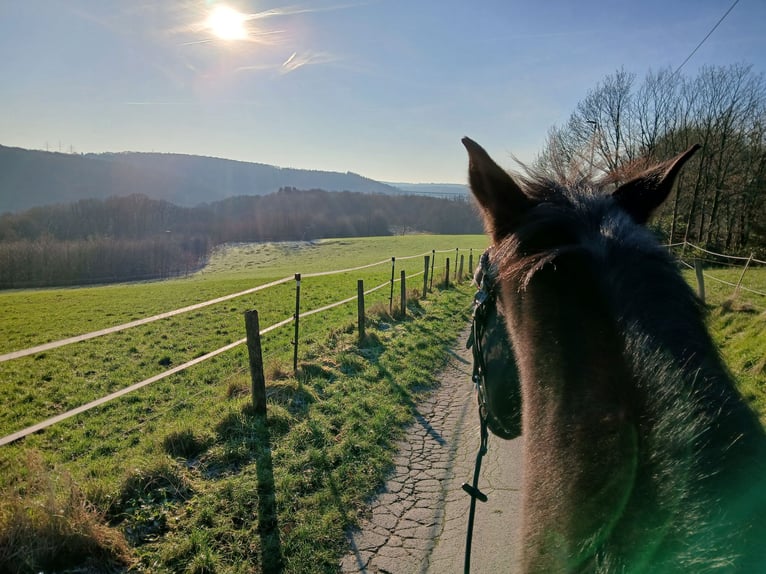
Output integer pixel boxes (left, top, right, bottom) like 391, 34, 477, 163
0, 452, 132, 573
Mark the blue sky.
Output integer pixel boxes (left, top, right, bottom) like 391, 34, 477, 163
1, 0, 764, 184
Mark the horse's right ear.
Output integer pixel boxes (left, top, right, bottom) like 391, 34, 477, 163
463, 137, 531, 240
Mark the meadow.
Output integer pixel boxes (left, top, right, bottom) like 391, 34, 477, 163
682, 262, 766, 420
0, 234, 763, 573
0, 234, 487, 572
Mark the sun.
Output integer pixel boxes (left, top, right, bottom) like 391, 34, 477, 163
206, 5, 248, 41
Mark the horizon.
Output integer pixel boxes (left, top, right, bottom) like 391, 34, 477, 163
2, 1, 765, 186
0, 143, 468, 187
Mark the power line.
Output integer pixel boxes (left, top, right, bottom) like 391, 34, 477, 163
673, 0, 740, 76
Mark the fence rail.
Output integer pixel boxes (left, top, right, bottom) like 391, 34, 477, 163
0, 248, 475, 447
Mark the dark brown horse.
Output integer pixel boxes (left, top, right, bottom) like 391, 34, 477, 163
463, 137, 766, 573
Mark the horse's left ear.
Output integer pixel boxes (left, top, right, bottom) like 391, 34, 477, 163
612, 144, 701, 224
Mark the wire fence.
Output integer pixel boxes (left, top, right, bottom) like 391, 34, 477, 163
0, 246, 477, 447
670, 240, 766, 307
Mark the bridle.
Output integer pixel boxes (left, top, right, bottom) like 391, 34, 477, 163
462, 249, 495, 574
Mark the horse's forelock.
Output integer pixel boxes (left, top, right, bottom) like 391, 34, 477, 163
490, 185, 604, 290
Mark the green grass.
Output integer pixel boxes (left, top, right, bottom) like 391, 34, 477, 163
1, 283, 474, 573
681, 263, 766, 421
0, 236, 486, 438
0, 235, 484, 573
138, 291, 473, 573
0, 235, 487, 354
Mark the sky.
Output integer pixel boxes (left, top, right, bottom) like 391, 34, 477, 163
1, 0, 765, 185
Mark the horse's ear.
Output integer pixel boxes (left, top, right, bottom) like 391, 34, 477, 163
612, 144, 701, 224
462, 137, 531, 240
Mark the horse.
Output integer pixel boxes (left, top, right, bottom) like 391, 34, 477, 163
462, 137, 766, 573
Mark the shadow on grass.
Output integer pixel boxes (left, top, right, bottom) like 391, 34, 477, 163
252, 412, 284, 574
208, 406, 284, 572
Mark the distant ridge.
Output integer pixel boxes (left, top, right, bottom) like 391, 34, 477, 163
386, 182, 469, 199
0, 145, 404, 212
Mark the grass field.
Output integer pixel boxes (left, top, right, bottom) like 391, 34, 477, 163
0, 235, 763, 573
681, 261, 766, 421
0, 235, 487, 572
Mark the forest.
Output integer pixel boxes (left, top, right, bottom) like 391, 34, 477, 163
537, 64, 766, 255
0, 189, 480, 289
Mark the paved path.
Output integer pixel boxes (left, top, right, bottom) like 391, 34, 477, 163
340, 326, 523, 573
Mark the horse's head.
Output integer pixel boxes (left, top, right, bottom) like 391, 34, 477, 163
462, 136, 700, 363
462, 137, 706, 570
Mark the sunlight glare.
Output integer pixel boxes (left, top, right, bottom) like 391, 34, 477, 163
207, 5, 249, 41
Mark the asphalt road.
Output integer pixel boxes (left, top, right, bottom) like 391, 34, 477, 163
340, 325, 524, 573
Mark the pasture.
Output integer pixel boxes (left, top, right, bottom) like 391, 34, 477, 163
0, 234, 486, 572
0, 234, 763, 572
683, 263, 766, 421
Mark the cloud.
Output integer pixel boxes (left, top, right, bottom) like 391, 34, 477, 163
280, 50, 338, 74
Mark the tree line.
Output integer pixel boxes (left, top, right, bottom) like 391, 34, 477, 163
537, 64, 766, 256
0, 188, 479, 289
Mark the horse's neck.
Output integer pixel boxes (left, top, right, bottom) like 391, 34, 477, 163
505, 263, 643, 571
507, 259, 766, 572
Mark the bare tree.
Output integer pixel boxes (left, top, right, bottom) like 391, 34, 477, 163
539, 64, 766, 255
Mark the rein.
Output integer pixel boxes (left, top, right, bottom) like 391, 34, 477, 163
462, 251, 494, 574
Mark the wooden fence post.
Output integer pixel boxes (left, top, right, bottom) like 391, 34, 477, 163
458, 254, 464, 283
357, 279, 365, 343
469, 249, 474, 280
244, 310, 267, 416
734, 253, 754, 297
429, 250, 435, 291
389, 257, 395, 315
422, 255, 430, 299
454, 248, 459, 282
293, 273, 301, 374
400, 270, 406, 318
444, 258, 450, 288
694, 259, 705, 304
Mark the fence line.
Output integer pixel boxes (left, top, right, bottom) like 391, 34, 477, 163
5, 239, 758, 446
0, 337, 247, 447
395, 251, 433, 261
299, 270, 425, 321
682, 241, 765, 265
675, 244, 766, 299
300, 257, 391, 278
0, 250, 451, 364
681, 258, 766, 297
0, 258, 465, 446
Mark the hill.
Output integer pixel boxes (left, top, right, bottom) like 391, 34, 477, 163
0, 145, 403, 212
